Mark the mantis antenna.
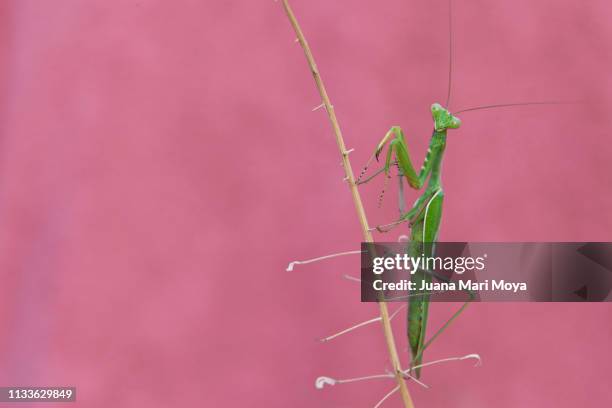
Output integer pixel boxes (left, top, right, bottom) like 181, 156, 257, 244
445, 0, 572, 115
455, 101, 574, 114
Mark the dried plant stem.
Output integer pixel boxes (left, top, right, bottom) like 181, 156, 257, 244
280, 1, 415, 407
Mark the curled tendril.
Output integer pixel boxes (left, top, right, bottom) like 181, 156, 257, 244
315, 376, 337, 389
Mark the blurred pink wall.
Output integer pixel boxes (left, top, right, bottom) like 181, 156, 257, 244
0, 0, 611, 407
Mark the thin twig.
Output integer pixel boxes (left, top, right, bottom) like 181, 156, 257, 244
280, 1, 415, 407
315, 370, 428, 390
286, 250, 363, 271
320, 305, 406, 342
403, 353, 482, 375
374, 386, 400, 408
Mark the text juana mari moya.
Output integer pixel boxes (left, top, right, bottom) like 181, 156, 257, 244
370, 253, 527, 293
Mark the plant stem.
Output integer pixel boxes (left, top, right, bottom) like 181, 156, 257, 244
280, 1, 415, 407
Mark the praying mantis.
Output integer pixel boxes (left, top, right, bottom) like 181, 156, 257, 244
359, 107, 461, 378
357, 101, 473, 379
353, 2, 564, 379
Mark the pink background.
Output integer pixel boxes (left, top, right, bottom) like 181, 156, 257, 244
1, 0, 612, 407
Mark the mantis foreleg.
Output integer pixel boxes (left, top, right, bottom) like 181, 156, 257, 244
380, 126, 433, 190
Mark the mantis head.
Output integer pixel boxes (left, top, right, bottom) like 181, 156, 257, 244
431, 103, 461, 132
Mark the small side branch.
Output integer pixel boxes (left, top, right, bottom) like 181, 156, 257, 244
374, 386, 400, 408
402, 353, 482, 376
286, 250, 363, 271
320, 305, 406, 342
315, 371, 427, 390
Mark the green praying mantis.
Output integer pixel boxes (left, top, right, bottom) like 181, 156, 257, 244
353, 5, 565, 380
356, 103, 468, 379
361, 107, 461, 378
